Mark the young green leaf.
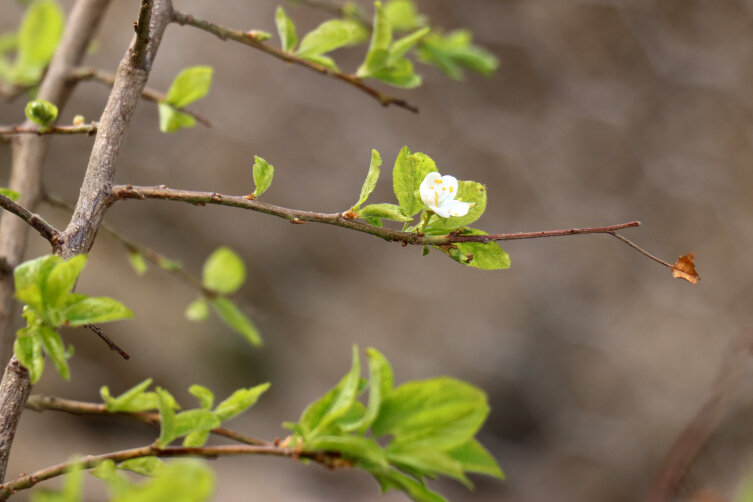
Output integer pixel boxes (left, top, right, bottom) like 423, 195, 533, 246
156, 387, 178, 446
417, 30, 499, 80
0, 188, 20, 201
25, 99, 58, 127
353, 149, 381, 211
251, 156, 274, 198
275, 6, 298, 52
30, 462, 85, 502
110, 460, 215, 502
15, 0, 64, 84
173, 409, 221, 439
447, 439, 504, 479
14, 254, 62, 315
210, 297, 262, 347
183, 430, 210, 447
101, 378, 154, 412
127, 251, 148, 275
297, 19, 368, 57
439, 229, 510, 270
214, 382, 270, 421
297, 53, 339, 71
426, 181, 486, 231
371, 468, 447, 502
158, 103, 196, 133
304, 435, 388, 468
392, 147, 438, 216
358, 204, 412, 222
44, 254, 86, 309
383, 0, 426, 31
119, 457, 165, 477
202, 247, 246, 294
38, 324, 69, 380
386, 443, 470, 487
341, 347, 393, 433
164, 66, 213, 108
14, 326, 43, 384
63, 296, 133, 326
307, 346, 361, 438
372, 377, 489, 450
185, 298, 210, 322
189, 384, 215, 410
389, 27, 429, 65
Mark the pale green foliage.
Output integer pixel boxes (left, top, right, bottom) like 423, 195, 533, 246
94, 460, 214, 502
30, 463, 84, 502
13, 255, 132, 383
297, 18, 368, 70
159, 66, 213, 133
127, 251, 148, 275
353, 149, 382, 210
418, 30, 498, 80
210, 297, 262, 346
392, 146, 438, 216
284, 347, 503, 502
184, 298, 209, 322
202, 247, 246, 294
275, 6, 298, 52
383, 0, 426, 31
7, 0, 64, 84
0, 188, 21, 201
251, 155, 274, 198
25, 99, 58, 127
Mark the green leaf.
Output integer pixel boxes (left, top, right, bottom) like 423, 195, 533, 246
0, 33, 18, 55
392, 146, 438, 216
25, 99, 58, 127
447, 439, 504, 479
110, 460, 214, 502
119, 457, 165, 477
353, 149, 381, 210
183, 430, 210, 447
185, 298, 210, 322
44, 254, 86, 309
14, 326, 43, 384
386, 444, 469, 486
30, 462, 84, 502
367, 58, 422, 88
251, 156, 274, 198
0, 188, 20, 201
210, 297, 262, 347
297, 19, 367, 56
158, 103, 196, 133
304, 346, 361, 438
157, 257, 182, 271
303, 435, 388, 468
214, 382, 270, 422
38, 324, 69, 380
127, 251, 148, 275
384, 0, 426, 31
389, 27, 429, 64
164, 66, 213, 108
173, 409, 221, 439
298, 53, 339, 71
358, 203, 412, 222
156, 387, 178, 446
440, 229, 510, 270
14, 254, 61, 314
15, 0, 64, 84
425, 181, 487, 231
202, 247, 246, 294
189, 384, 214, 410
370, 1, 392, 52
372, 377, 489, 450
371, 468, 447, 502
417, 30, 498, 80
275, 6, 298, 52
101, 378, 154, 412
63, 296, 133, 326
341, 347, 393, 433
249, 30, 272, 42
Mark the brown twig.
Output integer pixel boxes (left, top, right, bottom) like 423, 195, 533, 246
171, 11, 418, 113
25, 394, 265, 445
84, 325, 130, 360
110, 183, 646, 250
0, 194, 59, 246
610, 231, 673, 268
70, 67, 212, 127
0, 123, 98, 138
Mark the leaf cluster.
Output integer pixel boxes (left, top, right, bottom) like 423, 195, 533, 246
283, 347, 503, 502
13, 255, 133, 383
158, 66, 213, 133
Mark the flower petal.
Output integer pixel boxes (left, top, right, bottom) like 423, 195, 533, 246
439, 199, 471, 218
419, 172, 442, 209
435, 175, 459, 205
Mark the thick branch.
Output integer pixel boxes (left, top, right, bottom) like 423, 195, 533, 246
0, 124, 98, 138
0, 195, 59, 246
111, 184, 644, 248
171, 11, 418, 113
71, 67, 212, 127
60, 0, 173, 259
25, 395, 264, 446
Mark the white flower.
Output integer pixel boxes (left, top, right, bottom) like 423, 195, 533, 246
419, 172, 471, 218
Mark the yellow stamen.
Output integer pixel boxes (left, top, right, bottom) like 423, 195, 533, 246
442, 187, 446, 191
449, 187, 454, 193
435, 179, 442, 184
434, 193, 439, 205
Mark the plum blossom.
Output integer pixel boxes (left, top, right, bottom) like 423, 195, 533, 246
419, 172, 471, 218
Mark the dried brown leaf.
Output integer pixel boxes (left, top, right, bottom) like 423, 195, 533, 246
672, 252, 699, 284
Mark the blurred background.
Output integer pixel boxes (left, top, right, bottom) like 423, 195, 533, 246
3, 0, 753, 500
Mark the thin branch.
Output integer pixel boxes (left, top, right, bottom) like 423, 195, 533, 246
70, 67, 212, 127
84, 325, 130, 360
609, 231, 674, 268
0, 123, 98, 138
131, 0, 155, 67
171, 11, 418, 113
110, 183, 645, 249
0, 441, 341, 497
25, 394, 266, 446
0, 194, 59, 246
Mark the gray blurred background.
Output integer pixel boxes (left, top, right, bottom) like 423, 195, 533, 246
2, 0, 753, 500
